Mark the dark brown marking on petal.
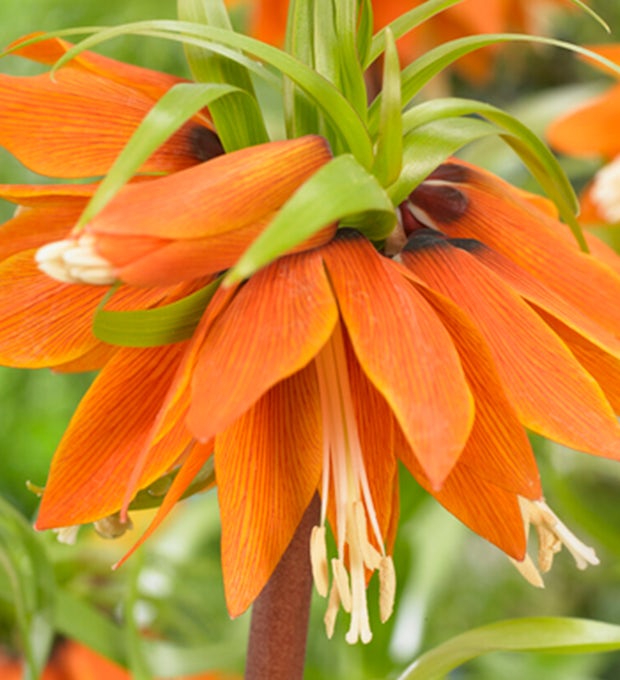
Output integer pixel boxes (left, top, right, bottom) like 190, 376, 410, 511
450, 238, 486, 253
403, 227, 450, 253
427, 162, 472, 183
408, 183, 469, 224
189, 125, 225, 161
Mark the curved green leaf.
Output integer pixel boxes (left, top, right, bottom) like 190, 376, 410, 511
398, 617, 620, 680
93, 279, 221, 347
50, 22, 374, 168
76, 81, 248, 229
366, 0, 464, 67
394, 97, 585, 248
226, 154, 395, 283
388, 117, 502, 205
372, 28, 402, 186
370, 33, 620, 125
177, 0, 268, 152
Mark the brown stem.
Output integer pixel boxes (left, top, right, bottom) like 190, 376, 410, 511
245, 493, 320, 680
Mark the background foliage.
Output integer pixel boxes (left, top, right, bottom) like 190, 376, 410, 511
1, 1, 620, 678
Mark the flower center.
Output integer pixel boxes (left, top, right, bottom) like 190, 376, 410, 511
35, 235, 116, 285
310, 323, 395, 644
591, 155, 620, 223
511, 497, 600, 587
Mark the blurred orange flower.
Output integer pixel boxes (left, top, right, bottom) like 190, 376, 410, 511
227, 0, 571, 81
547, 45, 620, 224
0, 639, 237, 680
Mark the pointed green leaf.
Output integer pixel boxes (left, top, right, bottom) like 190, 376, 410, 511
372, 28, 402, 186
398, 617, 620, 680
50, 22, 374, 168
365, 0, 464, 68
398, 97, 585, 249
76, 81, 253, 229
388, 117, 502, 205
93, 279, 221, 347
177, 0, 269, 151
226, 155, 395, 283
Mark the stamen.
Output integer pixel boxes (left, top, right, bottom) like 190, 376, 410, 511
379, 556, 396, 622
311, 323, 395, 644
310, 525, 329, 597
35, 234, 116, 285
509, 554, 545, 588
591, 155, 620, 223
517, 497, 599, 583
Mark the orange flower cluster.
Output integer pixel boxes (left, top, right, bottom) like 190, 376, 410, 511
1, 32, 619, 644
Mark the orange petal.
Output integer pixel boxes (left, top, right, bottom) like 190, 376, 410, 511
541, 311, 620, 414
411, 161, 620, 339
321, 231, 474, 487
0, 70, 218, 178
36, 343, 191, 528
187, 250, 337, 441
11, 34, 187, 103
114, 439, 215, 569
86, 136, 332, 241
0, 199, 86, 261
216, 365, 322, 617
468, 241, 620, 357
402, 433, 527, 560
52, 343, 119, 373
401, 230, 620, 460
415, 285, 542, 499
0, 251, 105, 366
0, 251, 176, 367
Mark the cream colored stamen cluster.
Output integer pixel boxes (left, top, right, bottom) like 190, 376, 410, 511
311, 324, 395, 644
511, 497, 599, 587
35, 235, 116, 285
591, 155, 620, 223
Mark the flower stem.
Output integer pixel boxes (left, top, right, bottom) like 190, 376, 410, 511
245, 493, 320, 680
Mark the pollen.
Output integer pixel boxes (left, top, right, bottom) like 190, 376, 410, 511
35, 234, 116, 285
310, 323, 396, 645
512, 496, 599, 586
591, 155, 620, 223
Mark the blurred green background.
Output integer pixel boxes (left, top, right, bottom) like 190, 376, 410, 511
1, 1, 620, 679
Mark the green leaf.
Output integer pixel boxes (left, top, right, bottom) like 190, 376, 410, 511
371, 28, 402, 187
391, 33, 620, 114
76, 81, 249, 229
51, 22, 374, 168
0, 498, 55, 680
93, 279, 221, 348
398, 617, 620, 680
226, 155, 395, 284
365, 0, 464, 68
388, 117, 503, 205
392, 97, 585, 248
177, 0, 269, 151
333, 0, 367, 122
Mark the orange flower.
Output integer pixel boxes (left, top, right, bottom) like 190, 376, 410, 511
547, 45, 620, 224
0, 638, 238, 680
227, 0, 571, 81
0, 35, 222, 178
28, 158, 620, 643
